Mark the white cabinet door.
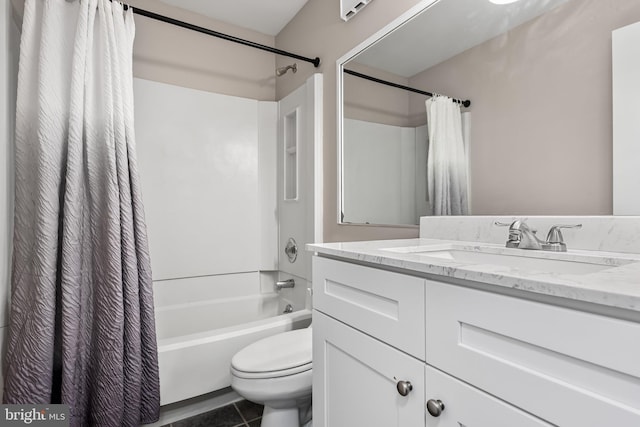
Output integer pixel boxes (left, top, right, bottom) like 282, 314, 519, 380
425, 365, 552, 427
426, 281, 640, 426
313, 311, 425, 427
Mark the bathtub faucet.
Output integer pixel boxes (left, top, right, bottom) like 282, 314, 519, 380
275, 279, 295, 291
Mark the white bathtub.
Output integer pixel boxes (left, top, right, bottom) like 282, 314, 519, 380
154, 274, 312, 405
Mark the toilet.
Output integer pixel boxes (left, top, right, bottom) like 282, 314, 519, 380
231, 327, 312, 427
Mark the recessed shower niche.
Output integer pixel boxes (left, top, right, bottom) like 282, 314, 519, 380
284, 108, 299, 201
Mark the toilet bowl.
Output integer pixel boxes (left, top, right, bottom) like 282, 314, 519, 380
231, 327, 312, 427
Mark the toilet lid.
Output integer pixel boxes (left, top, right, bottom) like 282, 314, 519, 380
231, 327, 312, 377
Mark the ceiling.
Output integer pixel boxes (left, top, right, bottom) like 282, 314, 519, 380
352, 0, 571, 78
159, 0, 310, 36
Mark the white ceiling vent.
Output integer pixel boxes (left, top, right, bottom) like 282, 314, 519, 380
340, 0, 373, 21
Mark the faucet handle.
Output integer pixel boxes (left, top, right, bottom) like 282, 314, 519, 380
494, 219, 533, 227
543, 224, 582, 252
494, 219, 536, 234
546, 224, 583, 244
494, 221, 513, 227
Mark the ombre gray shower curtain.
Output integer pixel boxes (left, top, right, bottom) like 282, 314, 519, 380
4, 0, 160, 425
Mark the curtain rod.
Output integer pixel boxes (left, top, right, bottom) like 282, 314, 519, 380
344, 69, 471, 108
120, 4, 321, 68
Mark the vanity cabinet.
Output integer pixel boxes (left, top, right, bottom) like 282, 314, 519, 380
312, 256, 640, 427
313, 309, 552, 427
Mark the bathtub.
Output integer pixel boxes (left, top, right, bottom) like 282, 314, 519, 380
154, 275, 312, 405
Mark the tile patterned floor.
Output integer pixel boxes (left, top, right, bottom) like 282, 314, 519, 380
163, 400, 264, 427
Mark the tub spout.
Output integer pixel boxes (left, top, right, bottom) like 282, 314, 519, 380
275, 279, 295, 291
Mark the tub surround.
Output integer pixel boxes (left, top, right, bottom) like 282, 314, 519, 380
134, 78, 278, 281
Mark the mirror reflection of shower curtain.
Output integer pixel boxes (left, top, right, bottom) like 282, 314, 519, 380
426, 96, 469, 215
462, 111, 471, 213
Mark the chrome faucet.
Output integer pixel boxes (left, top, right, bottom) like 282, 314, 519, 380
495, 220, 582, 252
495, 220, 545, 250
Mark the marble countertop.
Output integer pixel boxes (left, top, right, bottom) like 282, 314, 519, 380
307, 238, 640, 313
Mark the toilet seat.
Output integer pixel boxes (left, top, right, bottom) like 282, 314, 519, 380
231, 362, 311, 379
231, 328, 312, 379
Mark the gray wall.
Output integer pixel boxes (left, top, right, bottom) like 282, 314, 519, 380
408, 0, 640, 216
125, 0, 277, 101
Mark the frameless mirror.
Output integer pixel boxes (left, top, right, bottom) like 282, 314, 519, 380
339, 0, 640, 226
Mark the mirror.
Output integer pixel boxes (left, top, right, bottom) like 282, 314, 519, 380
339, 0, 640, 226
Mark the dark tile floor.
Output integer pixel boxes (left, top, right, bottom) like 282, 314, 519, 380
163, 400, 264, 427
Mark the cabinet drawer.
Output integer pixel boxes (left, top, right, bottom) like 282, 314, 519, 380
313, 256, 425, 359
313, 311, 425, 427
426, 281, 640, 427
425, 365, 552, 427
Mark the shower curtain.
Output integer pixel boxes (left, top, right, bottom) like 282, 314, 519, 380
426, 96, 469, 215
4, 0, 160, 425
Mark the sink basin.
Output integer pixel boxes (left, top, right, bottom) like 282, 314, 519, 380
382, 244, 637, 275
412, 249, 613, 275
